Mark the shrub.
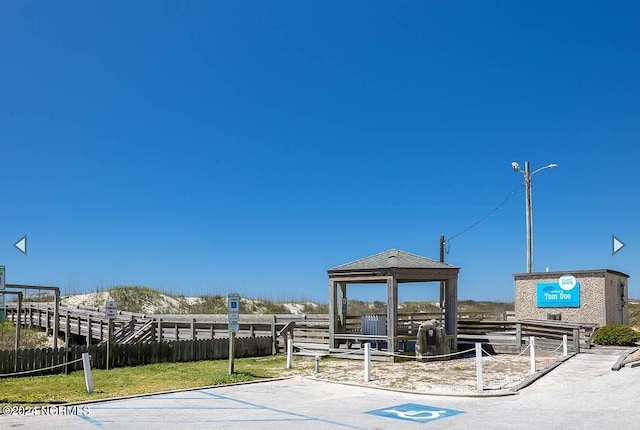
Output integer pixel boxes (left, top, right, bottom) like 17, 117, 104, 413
593, 324, 640, 346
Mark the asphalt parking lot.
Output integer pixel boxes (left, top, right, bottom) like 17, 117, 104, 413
2, 348, 639, 430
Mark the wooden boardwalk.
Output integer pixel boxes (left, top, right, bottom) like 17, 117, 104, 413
3, 303, 329, 353
3, 305, 597, 356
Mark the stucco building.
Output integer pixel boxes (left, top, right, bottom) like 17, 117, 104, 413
514, 269, 630, 326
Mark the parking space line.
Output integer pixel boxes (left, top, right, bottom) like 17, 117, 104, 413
73, 385, 365, 429
89, 406, 257, 410
199, 390, 365, 429
77, 414, 104, 427
92, 418, 312, 424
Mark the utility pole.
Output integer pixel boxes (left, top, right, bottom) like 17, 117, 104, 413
513, 161, 556, 273
439, 235, 445, 311
524, 161, 533, 273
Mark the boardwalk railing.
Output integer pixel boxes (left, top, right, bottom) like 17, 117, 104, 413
457, 319, 597, 353
4, 304, 596, 355
3, 304, 321, 352
0, 336, 273, 378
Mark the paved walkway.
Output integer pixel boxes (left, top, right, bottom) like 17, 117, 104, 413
525, 347, 631, 390
2, 347, 638, 429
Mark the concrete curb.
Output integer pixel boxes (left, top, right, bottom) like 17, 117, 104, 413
629, 360, 640, 368
59, 376, 294, 407
304, 376, 519, 398
511, 353, 577, 392
612, 347, 638, 371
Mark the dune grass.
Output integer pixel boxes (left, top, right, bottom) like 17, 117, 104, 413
0, 322, 49, 351
0, 355, 287, 406
628, 301, 640, 330
58, 285, 519, 316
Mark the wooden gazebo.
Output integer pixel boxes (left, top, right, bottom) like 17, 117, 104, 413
327, 249, 460, 359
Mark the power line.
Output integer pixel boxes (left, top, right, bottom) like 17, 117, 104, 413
446, 184, 524, 254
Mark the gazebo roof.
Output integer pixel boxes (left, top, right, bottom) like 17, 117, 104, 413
328, 249, 458, 272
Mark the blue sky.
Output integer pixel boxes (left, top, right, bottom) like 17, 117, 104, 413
1, 1, 638, 302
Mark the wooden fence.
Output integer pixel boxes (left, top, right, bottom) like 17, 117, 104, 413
0, 336, 273, 378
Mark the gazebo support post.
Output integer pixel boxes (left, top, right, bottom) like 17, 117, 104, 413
444, 277, 458, 350
386, 276, 398, 362
337, 282, 347, 329
328, 280, 337, 349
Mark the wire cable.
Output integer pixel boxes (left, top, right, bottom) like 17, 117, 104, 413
369, 347, 475, 360
446, 184, 524, 254
0, 357, 86, 378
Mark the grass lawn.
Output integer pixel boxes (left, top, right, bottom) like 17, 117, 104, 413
0, 355, 289, 406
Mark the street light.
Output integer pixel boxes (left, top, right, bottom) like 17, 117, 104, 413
512, 161, 558, 273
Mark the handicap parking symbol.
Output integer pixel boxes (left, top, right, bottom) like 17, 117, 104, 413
365, 403, 464, 423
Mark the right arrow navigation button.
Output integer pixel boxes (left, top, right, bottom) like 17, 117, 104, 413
612, 235, 626, 256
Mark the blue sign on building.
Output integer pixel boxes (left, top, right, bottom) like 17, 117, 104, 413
537, 275, 580, 308
365, 403, 464, 423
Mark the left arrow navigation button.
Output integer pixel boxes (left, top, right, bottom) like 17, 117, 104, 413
14, 235, 27, 255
